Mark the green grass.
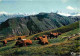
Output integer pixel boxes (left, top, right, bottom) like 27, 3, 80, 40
0, 28, 79, 56
59, 28, 80, 37
0, 36, 79, 56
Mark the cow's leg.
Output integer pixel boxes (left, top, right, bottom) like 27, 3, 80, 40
24, 43, 27, 46
46, 42, 48, 44
56, 36, 58, 38
43, 42, 45, 45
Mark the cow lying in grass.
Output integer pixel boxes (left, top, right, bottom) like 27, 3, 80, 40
3, 40, 7, 46
34, 32, 61, 40
15, 39, 32, 47
34, 36, 42, 40
48, 32, 61, 39
17, 37, 22, 40
38, 35, 49, 45
34, 38, 38, 40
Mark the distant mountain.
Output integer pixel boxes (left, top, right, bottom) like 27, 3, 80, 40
0, 12, 80, 37
0, 14, 26, 23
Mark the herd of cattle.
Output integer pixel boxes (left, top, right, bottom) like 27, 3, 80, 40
2, 32, 61, 47
1, 32, 80, 47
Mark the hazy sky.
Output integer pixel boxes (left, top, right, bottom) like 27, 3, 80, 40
0, 0, 80, 14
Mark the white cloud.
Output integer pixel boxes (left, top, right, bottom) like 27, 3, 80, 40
73, 14, 80, 16
58, 12, 80, 16
0, 11, 15, 15
0, 11, 37, 15
0, 11, 8, 14
66, 6, 75, 10
61, 0, 68, 3
58, 12, 71, 16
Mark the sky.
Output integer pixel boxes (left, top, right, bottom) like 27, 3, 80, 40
0, 0, 80, 15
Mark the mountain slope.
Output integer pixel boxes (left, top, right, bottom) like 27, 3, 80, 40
26, 21, 79, 40
0, 12, 80, 37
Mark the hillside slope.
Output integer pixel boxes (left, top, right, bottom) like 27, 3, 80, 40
0, 21, 79, 56
0, 13, 80, 37
2, 21, 80, 41
26, 21, 79, 39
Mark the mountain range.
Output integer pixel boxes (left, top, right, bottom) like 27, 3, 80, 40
0, 12, 80, 23
0, 12, 80, 38
0, 14, 26, 23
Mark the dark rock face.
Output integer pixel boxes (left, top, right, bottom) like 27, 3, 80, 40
0, 12, 80, 37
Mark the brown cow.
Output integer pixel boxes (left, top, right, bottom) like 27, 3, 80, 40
17, 36, 26, 40
23, 39, 32, 45
15, 39, 32, 47
39, 35, 49, 45
34, 38, 38, 40
53, 33, 58, 38
34, 36, 45, 40
49, 32, 61, 39
17, 37, 22, 40
58, 32, 61, 35
35, 37, 42, 40
3, 40, 7, 46
48, 32, 54, 39
15, 40, 23, 47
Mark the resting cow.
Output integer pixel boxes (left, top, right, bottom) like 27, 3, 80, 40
17, 37, 22, 40
39, 35, 49, 45
49, 32, 61, 39
3, 40, 7, 46
23, 39, 32, 45
34, 38, 38, 40
49, 32, 54, 39
15, 39, 32, 47
52, 33, 59, 38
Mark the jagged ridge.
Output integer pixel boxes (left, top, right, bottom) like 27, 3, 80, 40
0, 12, 80, 37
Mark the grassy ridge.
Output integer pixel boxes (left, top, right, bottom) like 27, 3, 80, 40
1, 21, 79, 41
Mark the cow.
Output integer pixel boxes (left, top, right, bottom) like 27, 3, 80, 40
52, 32, 59, 38
38, 35, 49, 45
17, 37, 22, 40
15, 40, 23, 47
3, 40, 7, 46
23, 39, 32, 45
34, 36, 45, 40
48, 32, 61, 39
15, 39, 32, 47
34, 38, 38, 40
37, 37, 42, 40
48, 32, 54, 39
